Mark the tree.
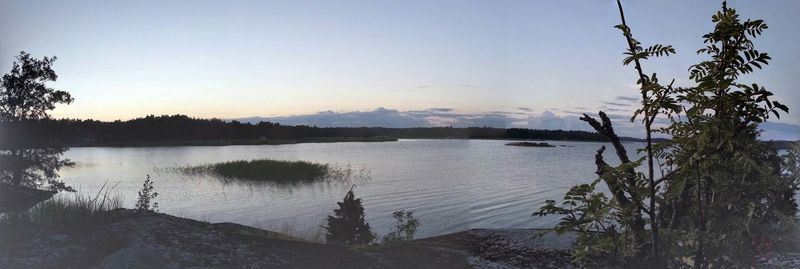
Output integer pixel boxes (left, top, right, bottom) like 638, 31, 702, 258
535, 2, 795, 267
325, 186, 375, 245
658, 2, 791, 266
0, 51, 74, 194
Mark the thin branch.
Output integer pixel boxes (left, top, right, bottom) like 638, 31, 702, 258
617, 0, 660, 256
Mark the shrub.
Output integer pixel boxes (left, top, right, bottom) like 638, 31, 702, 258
382, 210, 420, 243
135, 175, 158, 211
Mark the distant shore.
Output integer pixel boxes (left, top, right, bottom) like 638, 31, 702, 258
67, 136, 399, 147
56, 137, 798, 150
64, 137, 636, 148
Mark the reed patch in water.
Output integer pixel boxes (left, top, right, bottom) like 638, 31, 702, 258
176, 159, 368, 184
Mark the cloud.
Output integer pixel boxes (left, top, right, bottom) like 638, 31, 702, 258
234, 107, 800, 141
523, 110, 592, 132
238, 107, 428, 128
615, 95, 639, 103
517, 107, 533, 112
598, 106, 631, 113
237, 108, 528, 128
417, 85, 430, 89
237, 107, 585, 131
456, 84, 474, 88
601, 101, 631, 107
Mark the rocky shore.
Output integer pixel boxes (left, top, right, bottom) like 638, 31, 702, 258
1, 210, 797, 268
0, 210, 578, 269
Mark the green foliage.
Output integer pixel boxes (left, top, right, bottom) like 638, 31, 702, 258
655, 2, 793, 267
325, 187, 375, 245
615, 23, 675, 66
135, 175, 159, 211
783, 143, 800, 194
536, 1, 796, 268
382, 210, 420, 243
534, 175, 639, 266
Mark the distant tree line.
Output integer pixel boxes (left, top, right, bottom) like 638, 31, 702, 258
1, 114, 650, 146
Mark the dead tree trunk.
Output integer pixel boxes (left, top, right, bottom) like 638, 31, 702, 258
581, 111, 647, 249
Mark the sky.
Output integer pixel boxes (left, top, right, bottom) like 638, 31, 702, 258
2, 1, 799, 139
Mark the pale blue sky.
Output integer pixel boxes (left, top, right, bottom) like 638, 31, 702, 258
1, 1, 798, 138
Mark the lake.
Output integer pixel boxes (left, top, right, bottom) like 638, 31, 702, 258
60, 139, 631, 239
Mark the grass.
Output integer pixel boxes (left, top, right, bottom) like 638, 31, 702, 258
177, 159, 369, 184
505, 141, 556, 147
0, 183, 123, 246
181, 159, 328, 183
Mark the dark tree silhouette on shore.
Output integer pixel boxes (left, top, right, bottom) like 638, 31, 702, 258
1, 114, 652, 147
0, 51, 75, 207
325, 187, 375, 245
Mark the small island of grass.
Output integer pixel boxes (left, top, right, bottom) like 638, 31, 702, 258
179, 159, 331, 183
177, 159, 368, 184
505, 142, 556, 148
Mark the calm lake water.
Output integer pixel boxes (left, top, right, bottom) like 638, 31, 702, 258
60, 139, 633, 239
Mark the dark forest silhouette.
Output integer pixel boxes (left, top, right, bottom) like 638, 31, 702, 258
1, 114, 652, 146
0, 115, 641, 146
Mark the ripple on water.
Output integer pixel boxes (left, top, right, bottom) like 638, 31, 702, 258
60, 139, 620, 238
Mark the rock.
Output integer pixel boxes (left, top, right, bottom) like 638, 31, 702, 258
466, 229, 577, 269
0, 184, 56, 212
0, 209, 471, 268
0, 210, 591, 268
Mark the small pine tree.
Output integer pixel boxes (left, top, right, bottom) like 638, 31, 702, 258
325, 186, 374, 245
135, 175, 158, 211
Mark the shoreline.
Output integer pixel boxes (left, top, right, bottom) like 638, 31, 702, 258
0, 209, 574, 268
64, 137, 795, 151
66, 136, 399, 148
64, 137, 648, 148
3, 209, 798, 268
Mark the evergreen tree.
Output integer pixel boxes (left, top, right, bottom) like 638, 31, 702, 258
325, 187, 375, 245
